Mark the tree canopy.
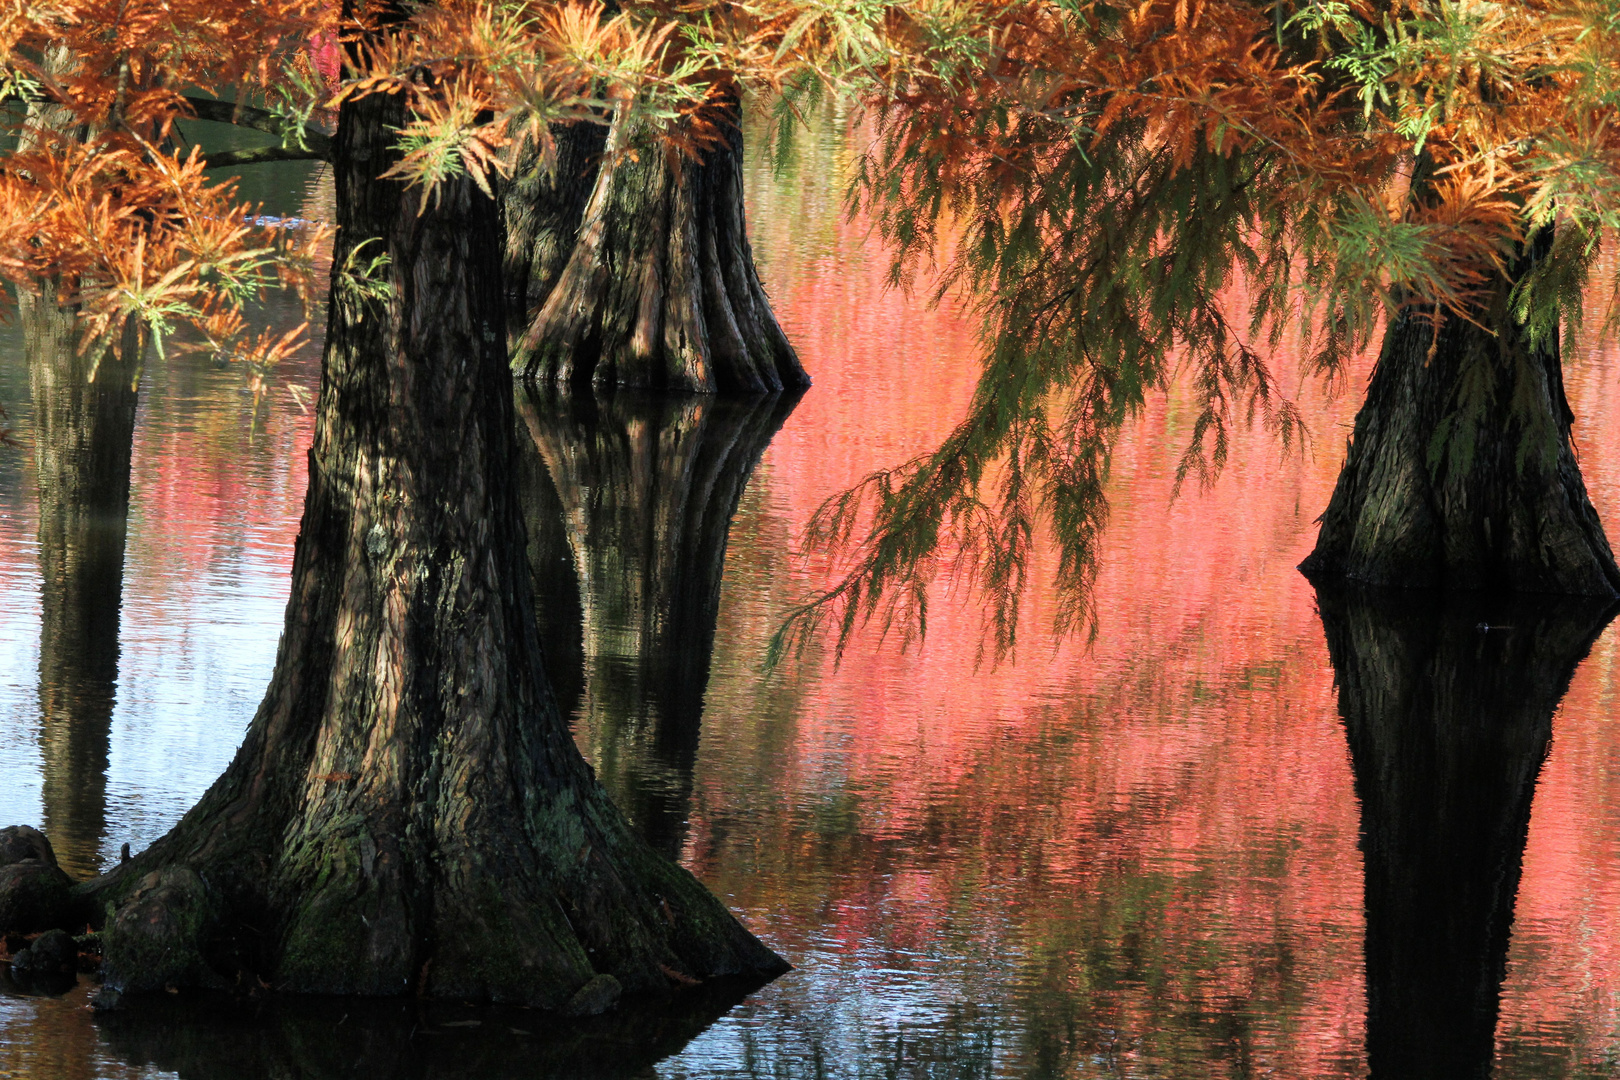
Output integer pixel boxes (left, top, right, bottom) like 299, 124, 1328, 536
7, 0, 1620, 651
767, 0, 1620, 659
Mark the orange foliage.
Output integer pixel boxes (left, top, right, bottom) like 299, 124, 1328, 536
0, 0, 334, 359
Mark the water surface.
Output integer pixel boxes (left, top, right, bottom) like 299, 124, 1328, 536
4, 119, 1620, 1078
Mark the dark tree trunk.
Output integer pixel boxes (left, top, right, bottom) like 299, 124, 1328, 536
516, 389, 798, 857
79, 74, 786, 1008
1302, 238, 1620, 594
503, 102, 809, 395
1315, 583, 1615, 1078
25, 292, 141, 881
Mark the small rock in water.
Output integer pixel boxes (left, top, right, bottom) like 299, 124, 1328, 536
0, 827, 57, 869
0, 860, 74, 934
8, 928, 78, 993
101, 866, 225, 996
562, 973, 622, 1017
12, 928, 76, 976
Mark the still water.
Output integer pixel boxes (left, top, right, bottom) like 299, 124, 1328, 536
5, 118, 1620, 1078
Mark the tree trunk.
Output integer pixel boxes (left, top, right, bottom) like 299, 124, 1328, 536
517, 389, 798, 857
1315, 583, 1615, 1077
504, 102, 809, 395
1302, 241, 1620, 594
78, 76, 786, 1008
26, 294, 141, 881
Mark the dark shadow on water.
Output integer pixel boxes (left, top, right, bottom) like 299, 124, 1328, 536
516, 387, 800, 858
1313, 582, 1617, 1080
90, 977, 765, 1079
27, 298, 140, 880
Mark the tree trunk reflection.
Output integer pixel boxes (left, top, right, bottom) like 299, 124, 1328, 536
1315, 583, 1616, 1079
26, 293, 140, 880
517, 388, 798, 857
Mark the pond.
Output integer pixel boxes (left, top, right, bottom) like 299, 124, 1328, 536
4, 115, 1620, 1078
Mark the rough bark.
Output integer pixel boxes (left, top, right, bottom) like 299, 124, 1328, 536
25, 291, 141, 881
1315, 582, 1615, 1078
74, 72, 786, 1008
1302, 235, 1620, 594
517, 388, 798, 857
504, 103, 808, 395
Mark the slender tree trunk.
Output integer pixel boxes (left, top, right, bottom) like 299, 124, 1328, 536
517, 389, 797, 857
1302, 236, 1620, 594
78, 75, 785, 1008
1315, 583, 1615, 1077
26, 294, 140, 881
504, 101, 809, 395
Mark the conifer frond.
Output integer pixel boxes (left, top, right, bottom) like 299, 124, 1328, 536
774, 0, 1620, 661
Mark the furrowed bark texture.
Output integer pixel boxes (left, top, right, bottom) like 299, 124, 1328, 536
25, 294, 140, 880
1303, 241, 1620, 594
518, 389, 798, 857
1317, 584, 1614, 1078
82, 82, 786, 1007
504, 104, 808, 395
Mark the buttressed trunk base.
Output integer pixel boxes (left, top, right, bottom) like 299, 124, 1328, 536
504, 103, 808, 395
70, 82, 786, 1012
1302, 259, 1620, 595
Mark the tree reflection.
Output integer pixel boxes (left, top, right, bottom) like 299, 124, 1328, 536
26, 295, 140, 880
516, 387, 798, 857
1314, 583, 1616, 1079
92, 979, 761, 1079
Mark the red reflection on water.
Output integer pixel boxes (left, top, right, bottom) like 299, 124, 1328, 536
680, 125, 1620, 1074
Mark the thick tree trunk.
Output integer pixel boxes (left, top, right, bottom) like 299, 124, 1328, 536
1315, 583, 1615, 1077
77, 77, 786, 1008
517, 389, 798, 857
504, 103, 809, 395
25, 293, 141, 881
1302, 243, 1620, 594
